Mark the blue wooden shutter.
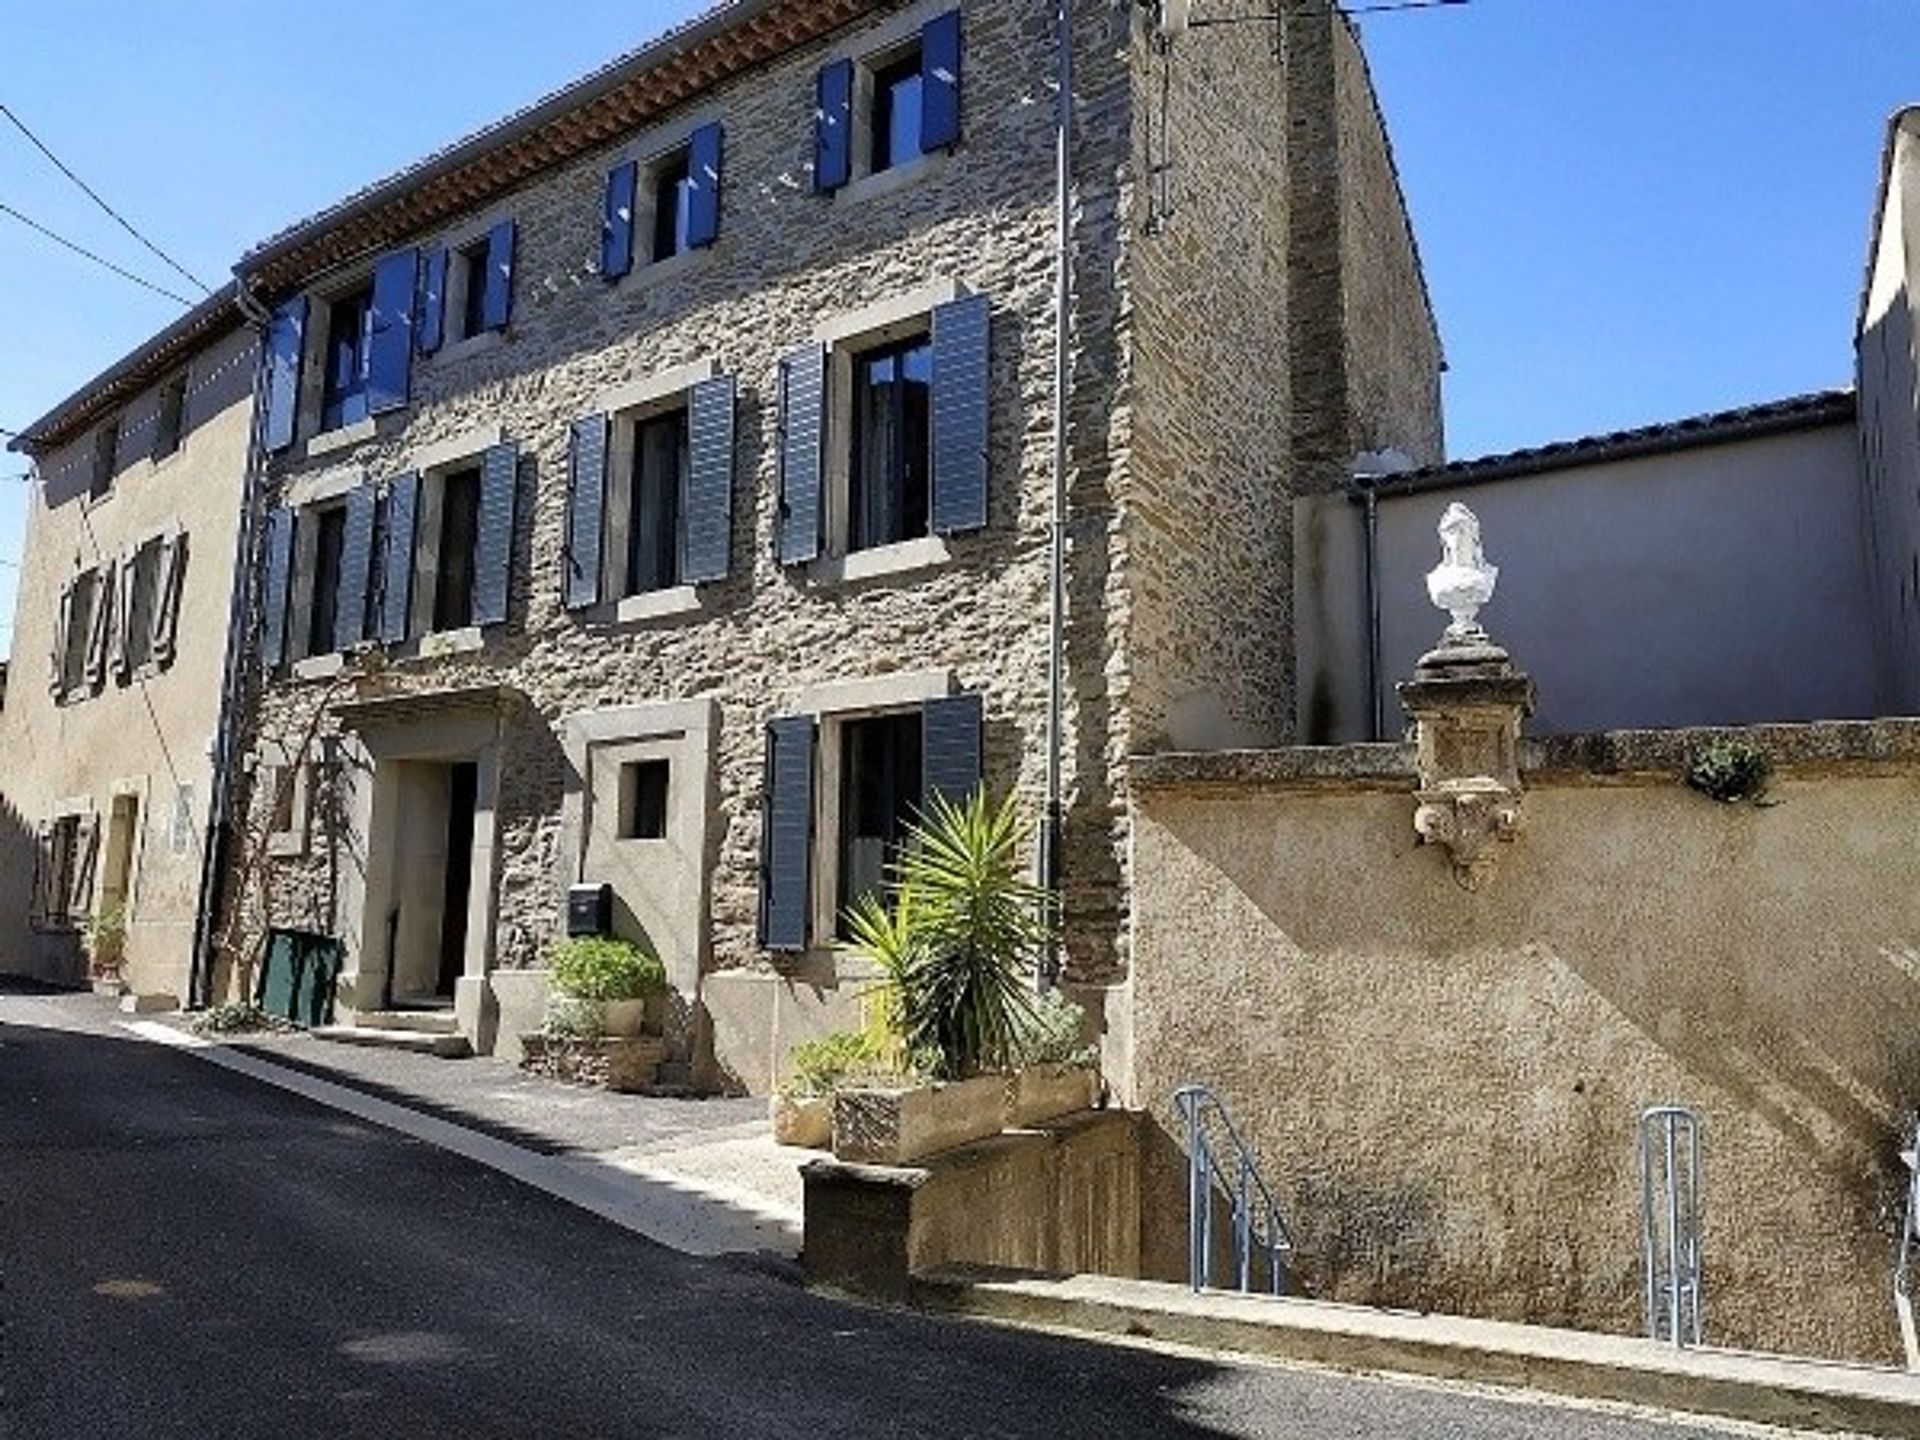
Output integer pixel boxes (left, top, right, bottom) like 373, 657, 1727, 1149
686, 122, 724, 249
367, 249, 418, 414
815, 58, 854, 192
260, 505, 296, 669
333, 484, 377, 652
264, 296, 307, 453
683, 376, 736, 585
565, 415, 609, 610
602, 160, 638, 280
778, 344, 827, 564
921, 692, 984, 812
759, 715, 817, 952
379, 471, 420, 644
417, 248, 449, 355
473, 441, 519, 626
482, 220, 516, 331
931, 293, 991, 535
921, 11, 964, 152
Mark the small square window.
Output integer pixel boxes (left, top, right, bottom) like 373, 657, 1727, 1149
651, 151, 694, 264
90, 421, 119, 499
871, 49, 925, 175
454, 237, 492, 343
617, 760, 671, 840
153, 374, 187, 460
321, 286, 375, 432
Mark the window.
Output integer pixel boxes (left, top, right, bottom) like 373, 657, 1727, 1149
321, 285, 375, 432
870, 49, 925, 175
307, 505, 348, 658
43, 815, 80, 928
454, 236, 492, 344
91, 421, 118, 499
835, 712, 923, 934
626, 409, 688, 595
651, 151, 694, 264
850, 335, 933, 552
153, 374, 186, 460
431, 465, 482, 633
124, 539, 163, 672
61, 570, 98, 694
618, 760, 671, 840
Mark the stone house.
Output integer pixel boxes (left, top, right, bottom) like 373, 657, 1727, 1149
0, 294, 257, 1001
179, 0, 1440, 1088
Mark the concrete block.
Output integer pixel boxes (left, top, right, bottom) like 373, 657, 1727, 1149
488, 969, 550, 1065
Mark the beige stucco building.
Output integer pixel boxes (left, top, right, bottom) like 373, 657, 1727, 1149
0, 298, 256, 1002
211, 0, 1440, 1088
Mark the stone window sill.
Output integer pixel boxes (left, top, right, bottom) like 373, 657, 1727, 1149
811, 535, 951, 586
432, 330, 505, 365
266, 833, 310, 860
292, 653, 345, 683
619, 246, 707, 288
413, 626, 485, 661
611, 586, 702, 625
833, 151, 947, 208
305, 416, 377, 460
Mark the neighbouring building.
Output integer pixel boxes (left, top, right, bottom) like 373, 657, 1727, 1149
212, 0, 1441, 1086
0, 295, 257, 1000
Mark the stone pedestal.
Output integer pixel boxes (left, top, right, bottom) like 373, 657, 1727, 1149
1397, 636, 1536, 892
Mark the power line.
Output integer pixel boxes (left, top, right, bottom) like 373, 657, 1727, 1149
0, 102, 212, 295
0, 201, 196, 307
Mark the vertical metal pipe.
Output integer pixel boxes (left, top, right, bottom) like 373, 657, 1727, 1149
1236, 1165, 1252, 1291
1363, 483, 1384, 742
1639, 1112, 1659, 1339
1039, 0, 1074, 987
1664, 1116, 1683, 1347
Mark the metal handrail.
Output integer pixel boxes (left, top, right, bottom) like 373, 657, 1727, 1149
1639, 1104, 1705, 1348
1174, 1083, 1294, 1295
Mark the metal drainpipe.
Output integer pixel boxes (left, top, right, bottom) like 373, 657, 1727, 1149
1363, 481, 1384, 742
1039, 0, 1075, 990
186, 284, 274, 1008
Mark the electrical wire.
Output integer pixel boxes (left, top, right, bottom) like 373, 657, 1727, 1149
0, 202, 196, 307
0, 102, 212, 295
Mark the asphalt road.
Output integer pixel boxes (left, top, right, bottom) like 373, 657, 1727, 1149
0, 993, 1821, 1439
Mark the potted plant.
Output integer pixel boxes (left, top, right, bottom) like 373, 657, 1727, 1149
773, 1029, 893, 1149
1005, 987, 1100, 1127
84, 903, 127, 991
546, 935, 666, 1037
831, 787, 1056, 1165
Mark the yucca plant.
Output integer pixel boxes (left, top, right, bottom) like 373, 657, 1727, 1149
845, 787, 1053, 1080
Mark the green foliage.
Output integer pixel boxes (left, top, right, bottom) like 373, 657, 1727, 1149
1685, 739, 1772, 805
84, 903, 127, 970
1009, 988, 1095, 1068
845, 787, 1053, 1080
190, 1001, 283, 1036
542, 993, 606, 1039
548, 935, 666, 1002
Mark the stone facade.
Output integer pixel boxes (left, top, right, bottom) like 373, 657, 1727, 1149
0, 322, 255, 1000
220, 0, 1440, 1090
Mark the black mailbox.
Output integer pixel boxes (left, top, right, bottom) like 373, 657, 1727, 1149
567, 883, 613, 938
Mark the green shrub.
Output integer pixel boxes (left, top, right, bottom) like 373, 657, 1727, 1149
542, 993, 606, 1039
1010, 988, 1095, 1068
785, 1028, 933, 1098
190, 1001, 283, 1036
1685, 739, 1771, 804
548, 935, 666, 1002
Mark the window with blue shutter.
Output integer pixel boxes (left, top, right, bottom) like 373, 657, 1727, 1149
417, 248, 449, 355
778, 344, 827, 564
931, 293, 991, 535
367, 249, 418, 415
815, 58, 855, 193
333, 484, 378, 652
686, 122, 724, 249
565, 415, 609, 610
759, 715, 817, 953
921, 692, 984, 812
481, 220, 515, 332
602, 160, 638, 280
264, 297, 306, 453
683, 375, 736, 584
260, 506, 296, 669
920, 11, 964, 153
472, 442, 519, 626
379, 471, 419, 644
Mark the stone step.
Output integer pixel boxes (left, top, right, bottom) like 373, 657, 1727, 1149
311, 1025, 471, 1058
351, 1009, 461, 1035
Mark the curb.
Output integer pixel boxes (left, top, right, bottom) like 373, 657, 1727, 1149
915, 1272, 1920, 1437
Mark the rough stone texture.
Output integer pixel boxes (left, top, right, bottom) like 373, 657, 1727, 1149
520, 1032, 666, 1092
1128, 745, 1920, 1365
224, 0, 1441, 1089
0, 326, 255, 1000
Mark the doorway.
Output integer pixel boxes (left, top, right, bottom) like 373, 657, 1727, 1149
384, 758, 481, 1006
100, 792, 140, 922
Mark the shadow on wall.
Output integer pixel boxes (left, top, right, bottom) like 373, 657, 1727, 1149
1130, 772, 1920, 1363
0, 787, 79, 983
1858, 286, 1920, 716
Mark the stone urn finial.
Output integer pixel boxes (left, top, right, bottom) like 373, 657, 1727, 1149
1396, 505, 1535, 893
1426, 502, 1498, 643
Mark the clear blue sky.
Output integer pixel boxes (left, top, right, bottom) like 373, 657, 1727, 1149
0, 0, 1912, 658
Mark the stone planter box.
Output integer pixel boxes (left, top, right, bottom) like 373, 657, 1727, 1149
520, 1033, 665, 1093
771, 1093, 834, 1150
1006, 1063, 1100, 1128
832, 1074, 1007, 1165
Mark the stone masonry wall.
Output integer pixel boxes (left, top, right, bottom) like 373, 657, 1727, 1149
232, 0, 1142, 1029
